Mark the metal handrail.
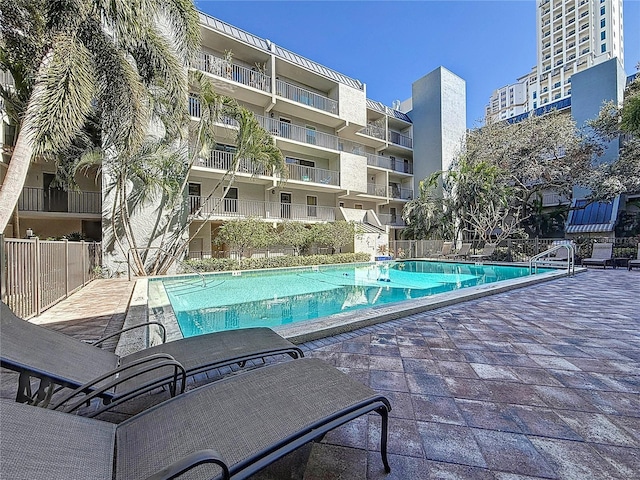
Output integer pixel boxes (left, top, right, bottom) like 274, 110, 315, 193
529, 244, 575, 276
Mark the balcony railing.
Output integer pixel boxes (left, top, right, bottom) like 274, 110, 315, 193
365, 153, 413, 174
189, 196, 336, 222
359, 124, 386, 141
367, 183, 387, 197
194, 51, 271, 93
390, 187, 413, 200
195, 150, 269, 176
257, 115, 341, 150
389, 131, 413, 149
275, 79, 338, 114
188, 95, 240, 128
377, 213, 406, 227
286, 163, 340, 187
18, 187, 101, 214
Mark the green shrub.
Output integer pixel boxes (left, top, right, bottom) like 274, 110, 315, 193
183, 252, 371, 273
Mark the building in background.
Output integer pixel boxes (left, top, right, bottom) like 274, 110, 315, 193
486, 0, 624, 123
0, 11, 466, 258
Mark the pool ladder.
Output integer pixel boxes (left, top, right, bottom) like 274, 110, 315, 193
529, 244, 576, 276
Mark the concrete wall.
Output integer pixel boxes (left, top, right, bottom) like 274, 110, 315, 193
338, 83, 367, 126
409, 67, 466, 194
339, 152, 368, 192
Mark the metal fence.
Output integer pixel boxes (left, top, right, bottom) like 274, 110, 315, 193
0, 236, 102, 318
389, 237, 639, 263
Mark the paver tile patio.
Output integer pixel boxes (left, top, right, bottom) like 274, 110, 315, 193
1, 268, 639, 479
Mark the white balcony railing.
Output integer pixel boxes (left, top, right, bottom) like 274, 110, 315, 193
189, 196, 336, 222
377, 213, 406, 227
389, 131, 413, 149
390, 187, 413, 200
18, 187, 101, 214
367, 183, 387, 197
286, 163, 340, 186
275, 79, 338, 114
366, 153, 413, 174
195, 150, 270, 176
194, 51, 271, 93
359, 124, 386, 141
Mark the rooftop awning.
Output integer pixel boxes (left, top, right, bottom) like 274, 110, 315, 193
565, 197, 619, 234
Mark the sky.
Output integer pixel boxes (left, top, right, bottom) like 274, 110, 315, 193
194, 0, 640, 129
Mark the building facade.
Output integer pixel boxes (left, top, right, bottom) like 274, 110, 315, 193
486, 0, 625, 123
0, 11, 466, 260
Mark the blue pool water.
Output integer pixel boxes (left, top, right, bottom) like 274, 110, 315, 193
154, 261, 550, 337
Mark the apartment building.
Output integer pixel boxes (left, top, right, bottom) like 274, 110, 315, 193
0, 11, 466, 260
486, 0, 625, 122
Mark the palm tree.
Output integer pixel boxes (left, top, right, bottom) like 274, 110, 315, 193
0, 0, 200, 232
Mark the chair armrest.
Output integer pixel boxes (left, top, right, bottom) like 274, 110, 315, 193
144, 449, 230, 480
92, 321, 167, 347
49, 354, 186, 416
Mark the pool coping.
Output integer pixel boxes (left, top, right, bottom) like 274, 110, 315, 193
116, 261, 583, 353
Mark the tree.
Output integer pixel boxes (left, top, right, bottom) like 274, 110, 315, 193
311, 220, 361, 254
0, 0, 200, 232
587, 71, 640, 200
401, 173, 452, 240
278, 221, 310, 255
417, 110, 600, 242
214, 217, 275, 260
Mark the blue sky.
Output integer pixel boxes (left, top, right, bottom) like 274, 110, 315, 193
195, 0, 640, 129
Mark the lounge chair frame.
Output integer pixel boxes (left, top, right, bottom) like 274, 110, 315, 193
581, 243, 614, 269
1, 358, 391, 479
1, 302, 304, 417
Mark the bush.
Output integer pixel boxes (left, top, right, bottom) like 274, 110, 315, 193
183, 252, 371, 273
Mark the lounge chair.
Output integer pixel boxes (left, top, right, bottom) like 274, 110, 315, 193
433, 241, 453, 258
0, 302, 303, 417
0, 358, 391, 479
628, 244, 640, 270
581, 242, 614, 269
470, 242, 497, 261
446, 242, 472, 260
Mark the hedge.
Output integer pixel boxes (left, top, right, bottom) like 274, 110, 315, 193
183, 252, 372, 273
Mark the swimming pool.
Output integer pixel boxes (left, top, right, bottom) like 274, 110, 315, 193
153, 261, 554, 337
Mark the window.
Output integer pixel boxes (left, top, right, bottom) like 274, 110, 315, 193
601, 31, 606, 40
600, 6, 605, 15
354, 204, 363, 210
554, 82, 561, 89
306, 196, 317, 217
533, 102, 537, 109
601, 43, 607, 53
224, 187, 238, 213
601, 19, 606, 28
305, 125, 316, 145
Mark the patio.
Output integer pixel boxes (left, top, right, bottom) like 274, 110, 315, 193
1, 268, 638, 479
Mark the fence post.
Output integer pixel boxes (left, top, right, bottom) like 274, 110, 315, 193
0, 234, 5, 304
64, 239, 70, 297
81, 240, 86, 286
35, 237, 41, 316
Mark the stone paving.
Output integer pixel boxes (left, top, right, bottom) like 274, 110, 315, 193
1, 269, 639, 479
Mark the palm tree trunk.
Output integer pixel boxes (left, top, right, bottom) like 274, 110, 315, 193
0, 126, 35, 232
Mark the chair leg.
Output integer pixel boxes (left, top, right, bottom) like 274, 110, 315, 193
377, 406, 391, 473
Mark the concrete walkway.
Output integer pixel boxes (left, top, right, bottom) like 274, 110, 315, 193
1, 269, 638, 479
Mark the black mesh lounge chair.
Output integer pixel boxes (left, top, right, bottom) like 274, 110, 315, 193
628, 245, 640, 271
470, 243, 497, 261
581, 243, 614, 269
446, 242, 472, 260
432, 241, 453, 258
0, 302, 303, 416
0, 358, 391, 479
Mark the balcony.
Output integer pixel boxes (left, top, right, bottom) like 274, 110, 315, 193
194, 51, 271, 94
377, 213, 406, 227
275, 79, 338, 115
389, 131, 413, 149
18, 187, 101, 214
188, 95, 239, 127
367, 183, 387, 197
390, 187, 413, 200
366, 153, 413, 174
189, 196, 336, 222
359, 124, 386, 141
196, 150, 269, 176
286, 163, 340, 187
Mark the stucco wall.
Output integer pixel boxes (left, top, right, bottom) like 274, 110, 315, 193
339, 152, 367, 192
338, 83, 367, 126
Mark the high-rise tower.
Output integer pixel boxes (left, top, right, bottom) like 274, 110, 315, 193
486, 0, 624, 122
